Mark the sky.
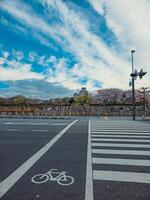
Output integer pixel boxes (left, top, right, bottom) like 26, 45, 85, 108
0, 0, 150, 99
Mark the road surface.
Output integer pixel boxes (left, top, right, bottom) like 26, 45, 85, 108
0, 118, 150, 200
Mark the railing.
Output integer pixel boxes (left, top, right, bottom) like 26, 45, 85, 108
0, 110, 149, 117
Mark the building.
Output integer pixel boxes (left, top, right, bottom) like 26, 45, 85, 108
79, 87, 88, 96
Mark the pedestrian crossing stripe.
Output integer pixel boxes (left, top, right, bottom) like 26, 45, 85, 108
90, 120, 150, 184
93, 170, 150, 184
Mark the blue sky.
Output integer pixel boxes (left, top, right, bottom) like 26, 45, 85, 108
0, 0, 150, 99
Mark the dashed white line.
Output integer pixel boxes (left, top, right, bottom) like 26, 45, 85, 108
5, 129, 19, 131
32, 130, 48, 132
51, 123, 69, 126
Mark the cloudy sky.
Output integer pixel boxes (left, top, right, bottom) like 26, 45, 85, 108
0, 0, 150, 99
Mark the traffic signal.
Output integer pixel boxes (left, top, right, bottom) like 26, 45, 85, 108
139, 68, 147, 79
130, 69, 138, 78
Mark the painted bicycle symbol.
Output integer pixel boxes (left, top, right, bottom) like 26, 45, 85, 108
31, 169, 74, 186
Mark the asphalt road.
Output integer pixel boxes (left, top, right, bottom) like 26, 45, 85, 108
0, 118, 150, 200
89, 119, 150, 200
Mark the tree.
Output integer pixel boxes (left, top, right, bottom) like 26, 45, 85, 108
11, 96, 29, 112
138, 87, 150, 115
74, 94, 91, 116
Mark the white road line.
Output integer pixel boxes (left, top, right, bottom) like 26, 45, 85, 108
91, 131, 150, 135
51, 123, 69, 126
5, 122, 16, 125
92, 129, 150, 130
91, 126, 150, 128
92, 149, 150, 156
93, 157, 150, 166
91, 127, 150, 129
5, 122, 49, 125
5, 122, 68, 126
92, 130, 150, 133
92, 135, 150, 138
31, 123, 48, 125
93, 170, 150, 184
91, 138, 150, 143
85, 120, 93, 200
5, 129, 19, 131
32, 130, 48, 132
0, 120, 78, 198
92, 143, 150, 148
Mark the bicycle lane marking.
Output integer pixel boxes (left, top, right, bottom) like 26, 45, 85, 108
0, 120, 78, 198
31, 169, 74, 186
85, 120, 94, 200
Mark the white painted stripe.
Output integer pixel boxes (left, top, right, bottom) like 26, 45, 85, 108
91, 138, 150, 143
92, 130, 150, 133
91, 131, 150, 135
91, 127, 150, 130
0, 120, 78, 198
5, 122, 15, 124
91, 126, 150, 127
31, 123, 48, 125
92, 134, 150, 138
85, 120, 93, 200
51, 123, 69, 126
5, 122, 48, 125
32, 130, 48, 132
5, 129, 19, 131
31, 123, 68, 126
93, 170, 150, 183
92, 143, 150, 148
91, 125, 150, 127
93, 157, 150, 166
92, 149, 150, 156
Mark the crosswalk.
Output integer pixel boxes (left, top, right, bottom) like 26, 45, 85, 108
85, 119, 150, 200
90, 120, 150, 184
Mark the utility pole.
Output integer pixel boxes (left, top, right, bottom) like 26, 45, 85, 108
130, 50, 147, 120
131, 50, 136, 120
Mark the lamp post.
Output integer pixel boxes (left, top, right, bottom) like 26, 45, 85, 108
130, 50, 147, 120
131, 50, 136, 120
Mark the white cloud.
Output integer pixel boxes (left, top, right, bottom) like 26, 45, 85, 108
0, 65, 43, 81
46, 57, 83, 90
3, 51, 9, 59
89, 0, 150, 89
38, 55, 46, 66
0, 58, 5, 65
0, 79, 73, 99
13, 50, 24, 60
0, 52, 43, 81
28, 51, 38, 62
0, 0, 63, 47
48, 56, 57, 63
88, 0, 105, 15
1, 0, 149, 92
42, 0, 131, 89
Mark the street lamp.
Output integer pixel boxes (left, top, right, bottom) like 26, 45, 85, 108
130, 50, 147, 120
131, 50, 136, 120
